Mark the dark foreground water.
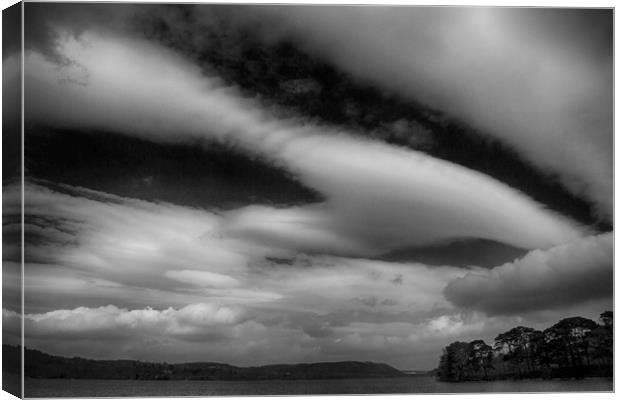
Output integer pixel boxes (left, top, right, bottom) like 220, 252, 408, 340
25, 376, 613, 397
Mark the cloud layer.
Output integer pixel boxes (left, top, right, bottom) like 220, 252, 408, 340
15, 303, 243, 340
11, 182, 475, 366
250, 7, 612, 218
13, 179, 611, 368
444, 233, 613, 315
25, 30, 584, 252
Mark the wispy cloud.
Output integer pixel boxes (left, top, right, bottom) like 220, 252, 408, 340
165, 270, 240, 289
21, 181, 465, 316
13, 181, 475, 367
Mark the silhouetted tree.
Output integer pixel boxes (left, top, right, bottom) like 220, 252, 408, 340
494, 326, 538, 377
587, 311, 613, 373
543, 317, 597, 377
467, 340, 494, 379
437, 342, 470, 381
437, 311, 612, 382
600, 311, 613, 328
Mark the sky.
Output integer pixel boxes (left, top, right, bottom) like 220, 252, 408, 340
2, 4, 613, 370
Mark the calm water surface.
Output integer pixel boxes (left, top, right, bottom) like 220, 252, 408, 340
25, 376, 613, 397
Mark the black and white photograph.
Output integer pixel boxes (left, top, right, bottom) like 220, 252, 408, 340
1, 2, 614, 397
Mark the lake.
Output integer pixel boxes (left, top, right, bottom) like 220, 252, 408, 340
24, 376, 613, 397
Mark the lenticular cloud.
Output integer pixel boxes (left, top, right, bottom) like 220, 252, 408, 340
26, 31, 583, 252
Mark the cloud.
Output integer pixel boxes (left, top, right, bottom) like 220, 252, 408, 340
17, 181, 502, 368
258, 256, 467, 316
21, 182, 281, 312
165, 270, 239, 289
23, 3, 137, 63
252, 7, 612, 218
2, 308, 21, 346
8, 304, 502, 369
225, 135, 583, 253
221, 205, 369, 256
444, 233, 613, 315
11, 303, 243, 342
15, 185, 614, 368
22, 182, 467, 317
25, 30, 584, 252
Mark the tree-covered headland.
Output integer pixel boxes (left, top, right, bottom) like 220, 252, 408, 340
436, 311, 612, 382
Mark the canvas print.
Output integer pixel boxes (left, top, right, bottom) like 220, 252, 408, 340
2, 2, 614, 397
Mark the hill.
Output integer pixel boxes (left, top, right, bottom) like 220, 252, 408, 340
4, 345, 406, 380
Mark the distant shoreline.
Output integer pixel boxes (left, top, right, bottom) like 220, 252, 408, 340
5, 345, 413, 381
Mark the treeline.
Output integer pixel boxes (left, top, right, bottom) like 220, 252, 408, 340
436, 311, 612, 382
3, 345, 405, 381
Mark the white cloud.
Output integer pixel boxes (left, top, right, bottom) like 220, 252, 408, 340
444, 233, 613, 315
256, 256, 467, 315
21, 182, 277, 311
25, 30, 585, 252
165, 269, 240, 289
14, 303, 244, 341
229, 134, 583, 252
22, 181, 469, 317
222, 205, 369, 256
253, 7, 612, 217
